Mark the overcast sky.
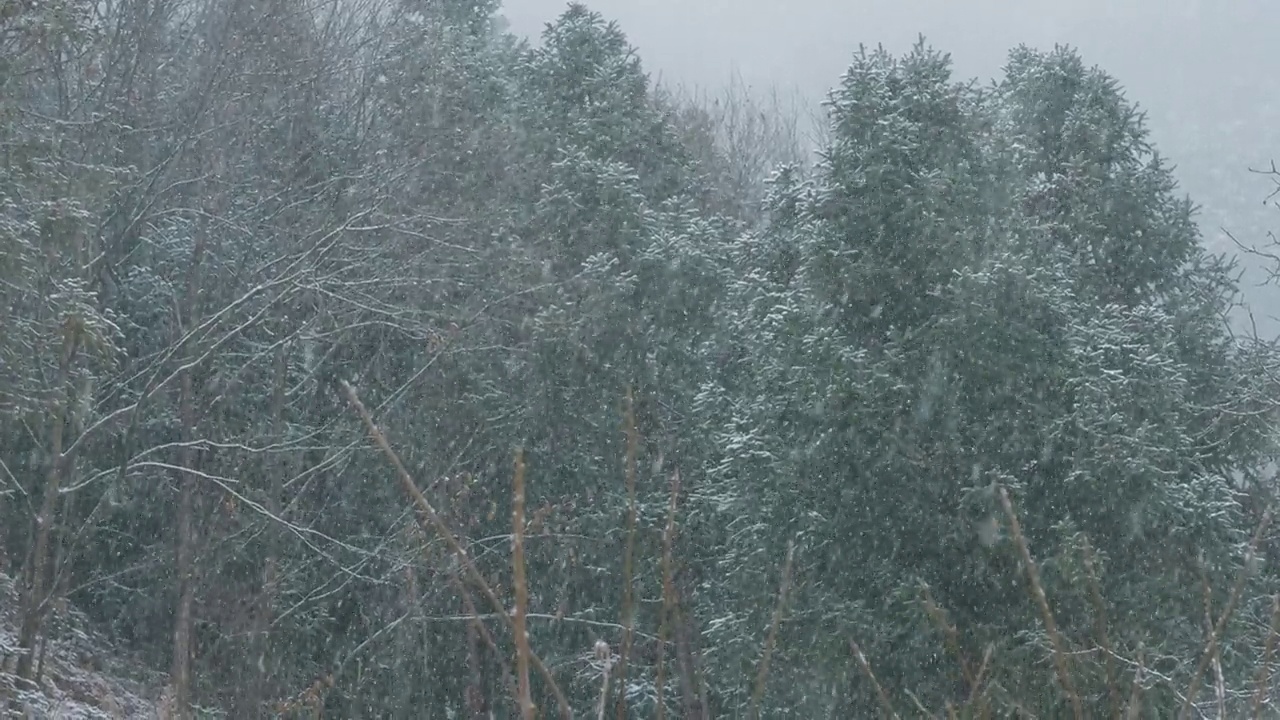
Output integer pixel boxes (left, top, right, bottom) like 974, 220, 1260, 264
500, 0, 1278, 197
503, 0, 1280, 326
502, 1, 1275, 114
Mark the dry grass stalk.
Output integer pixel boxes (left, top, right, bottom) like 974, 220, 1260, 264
920, 583, 973, 690
997, 486, 1084, 720
850, 638, 901, 720
512, 449, 535, 720
747, 539, 794, 720
453, 568, 519, 706
967, 642, 994, 711
1080, 538, 1122, 719
920, 583, 992, 716
903, 689, 932, 716
339, 380, 572, 719
655, 468, 682, 720
1251, 593, 1280, 718
1178, 505, 1272, 720
613, 388, 640, 720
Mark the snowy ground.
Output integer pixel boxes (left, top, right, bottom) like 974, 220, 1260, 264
0, 573, 165, 719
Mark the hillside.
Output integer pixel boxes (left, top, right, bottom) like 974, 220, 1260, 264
1, 573, 163, 719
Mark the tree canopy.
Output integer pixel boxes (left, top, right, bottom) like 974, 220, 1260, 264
2, 2, 1279, 718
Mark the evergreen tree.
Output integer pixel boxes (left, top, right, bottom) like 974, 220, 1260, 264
691, 40, 1278, 715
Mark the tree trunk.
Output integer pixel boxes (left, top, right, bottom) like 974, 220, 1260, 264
170, 216, 207, 719
674, 588, 709, 720
170, 371, 197, 719
247, 343, 288, 715
15, 328, 77, 681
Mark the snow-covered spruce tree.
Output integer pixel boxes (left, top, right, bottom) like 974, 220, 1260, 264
691, 40, 1277, 715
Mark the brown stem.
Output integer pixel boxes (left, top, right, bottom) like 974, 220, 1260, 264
655, 468, 682, 720
614, 387, 640, 720
967, 643, 994, 708
512, 449, 535, 720
169, 207, 209, 720
339, 380, 572, 719
249, 342, 289, 714
1251, 593, 1280, 719
849, 638, 900, 720
1179, 506, 1273, 720
464, 590, 490, 720
920, 583, 973, 690
15, 325, 76, 681
170, 342, 199, 720
673, 574, 709, 719
453, 569, 518, 708
747, 540, 794, 720
1196, 559, 1227, 718
1080, 537, 1121, 720
998, 486, 1083, 720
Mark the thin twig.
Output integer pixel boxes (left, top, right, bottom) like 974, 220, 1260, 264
902, 689, 932, 716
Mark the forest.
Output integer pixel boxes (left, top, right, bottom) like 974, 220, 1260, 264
4, 0, 1280, 717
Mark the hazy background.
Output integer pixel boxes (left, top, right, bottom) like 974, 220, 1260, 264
503, 0, 1280, 332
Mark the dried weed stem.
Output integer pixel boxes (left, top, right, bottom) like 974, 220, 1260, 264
1179, 506, 1272, 720
512, 449, 535, 720
613, 388, 639, 720
340, 380, 572, 719
747, 539, 794, 720
998, 486, 1084, 720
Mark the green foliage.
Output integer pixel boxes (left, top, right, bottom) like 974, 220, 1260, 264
690, 39, 1278, 715
2, 2, 1278, 718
